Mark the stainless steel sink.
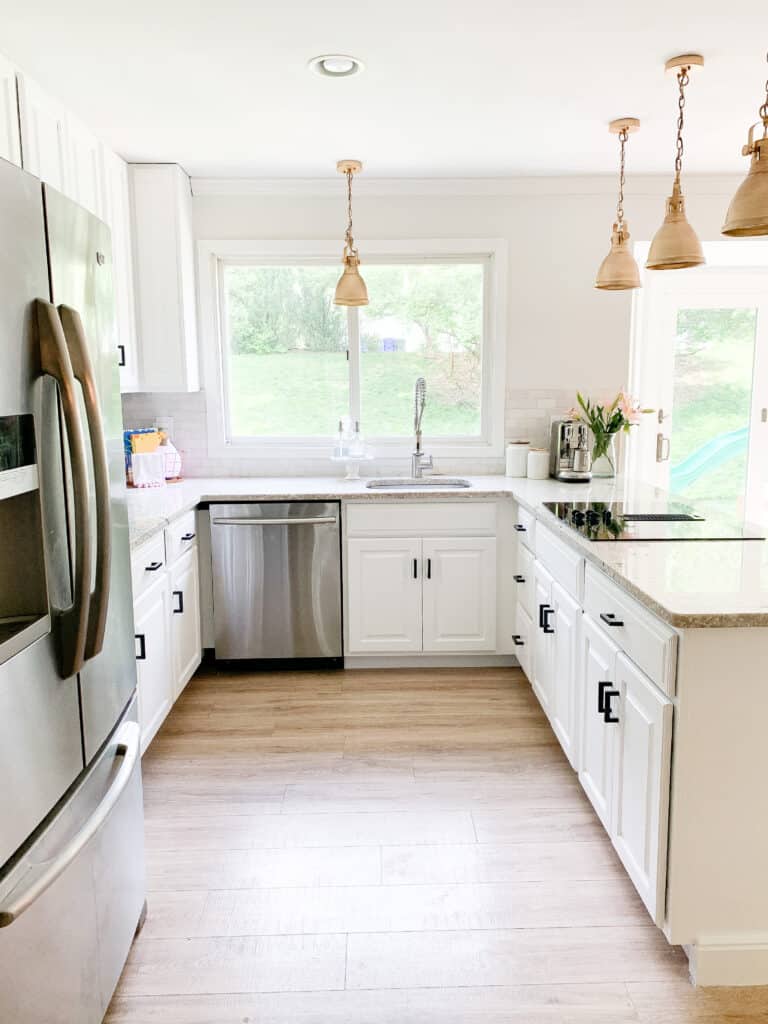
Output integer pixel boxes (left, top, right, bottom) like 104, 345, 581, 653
365, 477, 471, 489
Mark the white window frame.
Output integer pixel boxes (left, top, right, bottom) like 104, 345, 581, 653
197, 238, 508, 462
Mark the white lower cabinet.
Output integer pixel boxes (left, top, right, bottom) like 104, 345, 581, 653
422, 537, 496, 652
611, 650, 673, 924
346, 534, 497, 655
169, 546, 202, 699
347, 537, 422, 653
579, 613, 618, 829
133, 575, 173, 753
531, 560, 555, 714
550, 580, 580, 768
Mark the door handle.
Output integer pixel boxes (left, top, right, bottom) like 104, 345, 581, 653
539, 604, 554, 634
513, 574, 526, 583
511, 634, 525, 647
514, 524, 527, 532
36, 300, 92, 679
172, 590, 184, 614
145, 561, 163, 572
211, 516, 337, 527
181, 532, 196, 541
413, 558, 418, 580
59, 305, 112, 663
425, 557, 432, 580
135, 633, 146, 660
598, 680, 620, 721
117, 343, 126, 367
656, 433, 671, 463
0, 721, 140, 927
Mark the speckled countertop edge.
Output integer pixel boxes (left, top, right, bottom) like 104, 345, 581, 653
126, 477, 768, 630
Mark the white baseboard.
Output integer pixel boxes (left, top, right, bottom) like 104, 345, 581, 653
344, 654, 519, 669
688, 936, 768, 986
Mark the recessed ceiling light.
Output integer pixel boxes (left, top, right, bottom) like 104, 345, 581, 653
308, 54, 365, 78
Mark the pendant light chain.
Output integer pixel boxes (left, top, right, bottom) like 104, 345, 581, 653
674, 67, 689, 185
616, 127, 628, 229
345, 169, 356, 256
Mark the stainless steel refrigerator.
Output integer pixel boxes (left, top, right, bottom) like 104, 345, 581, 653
0, 157, 145, 1022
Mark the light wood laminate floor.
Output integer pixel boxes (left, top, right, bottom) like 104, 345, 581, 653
106, 666, 768, 1022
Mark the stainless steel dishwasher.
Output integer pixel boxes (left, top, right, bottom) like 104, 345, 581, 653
209, 501, 342, 661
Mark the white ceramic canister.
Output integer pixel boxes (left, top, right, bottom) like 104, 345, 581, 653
526, 447, 550, 480
505, 441, 530, 477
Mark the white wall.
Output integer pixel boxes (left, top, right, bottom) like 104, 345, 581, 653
124, 175, 743, 475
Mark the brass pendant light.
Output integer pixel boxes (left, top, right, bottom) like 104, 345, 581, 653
596, 118, 642, 290
334, 159, 368, 306
723, 51, 768, 237
647, 55, 705, 271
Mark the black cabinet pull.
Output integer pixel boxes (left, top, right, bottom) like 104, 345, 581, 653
600, 612, 624, 627
145, 560, 163, 572
539, 604, 555, 634
514, 524, 527, 532
117, 344, 126, 367
412, 558, 418, 579
513, 574, 526, 583
511, 634, 525, 647
598, 680, 620, 722
173, 589, 184, 614
181, 532, 196, 541
135, 633, 146, 660
426, 558, 432, 580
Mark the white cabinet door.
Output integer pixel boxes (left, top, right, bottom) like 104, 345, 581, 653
17, 74, 69, 192
102, 149, 139, 391
422, 537, 496, 653
0, 59, 20, 166
513, 601, 533, 681
611, 652, 673, 924
531, 560, 554, 714
579, 613, 619, 829
65, 113, 105, 217
169, 547, 202, 700
133, 576, 173, 753
347, 537, 422, 653
551, 579, 581, 769
130, 163, 199, 392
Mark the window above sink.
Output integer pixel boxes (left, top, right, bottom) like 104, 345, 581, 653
197, 238, 507, 463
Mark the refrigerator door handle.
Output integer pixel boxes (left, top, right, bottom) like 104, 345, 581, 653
58, 304, 112, 662
36, 300, 92, 678
0, 720, 140, 927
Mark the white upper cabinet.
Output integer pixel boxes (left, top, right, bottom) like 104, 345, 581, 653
65, 112, 105, 218
422, 537, 497, 653
102, 149, 139, 391
17, 73, 69, 193
0, 57, 21, 166
129, 163, 200, 392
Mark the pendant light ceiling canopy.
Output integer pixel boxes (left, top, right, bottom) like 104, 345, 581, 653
334, 159, 369, 307
722, 51, 768, 237
596, 117, 641, 291
646, 54, 705, 272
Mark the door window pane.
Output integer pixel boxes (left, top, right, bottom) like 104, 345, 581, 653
358, 264, 484, 438
222, 265, 348, 438
669, 308, 757, 506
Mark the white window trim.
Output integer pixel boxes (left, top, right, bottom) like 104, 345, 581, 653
197, 237, 508, 462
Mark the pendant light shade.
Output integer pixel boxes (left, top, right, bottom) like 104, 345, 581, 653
334, 159, 369, 307
723, 54, 768, 237
647, 55, 705, 272
596, 118, 641, 291
646, 182, 705, 270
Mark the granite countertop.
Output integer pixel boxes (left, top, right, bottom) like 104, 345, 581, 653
126, 475, 768, 629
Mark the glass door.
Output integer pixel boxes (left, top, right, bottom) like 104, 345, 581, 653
630, 269, 768, 523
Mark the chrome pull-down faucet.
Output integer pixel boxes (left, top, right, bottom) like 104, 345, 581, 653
411, 377, 433, 478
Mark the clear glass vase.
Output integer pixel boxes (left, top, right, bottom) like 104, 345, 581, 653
592, 434, 617, 478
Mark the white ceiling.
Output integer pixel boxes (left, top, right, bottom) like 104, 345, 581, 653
0, 0, 765, 177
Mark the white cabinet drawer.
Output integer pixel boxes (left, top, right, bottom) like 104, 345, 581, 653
584, 565, 677, 696
346, 502, 496, 537
514, 542, 535, 619
536, 521, 584, 600
165, 510, 198, 565
514, 504, 535, 550
130, 533, 166, 599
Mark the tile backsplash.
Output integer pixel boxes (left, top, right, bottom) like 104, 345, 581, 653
121, 387, 581, 478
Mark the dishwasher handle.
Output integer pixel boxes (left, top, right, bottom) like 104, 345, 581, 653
211, 516, 338, 527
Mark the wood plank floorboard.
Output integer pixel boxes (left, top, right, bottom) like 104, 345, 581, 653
106, 664, 766, 1022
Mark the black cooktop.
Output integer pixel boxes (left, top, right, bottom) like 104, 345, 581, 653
542, 500, 766, 542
